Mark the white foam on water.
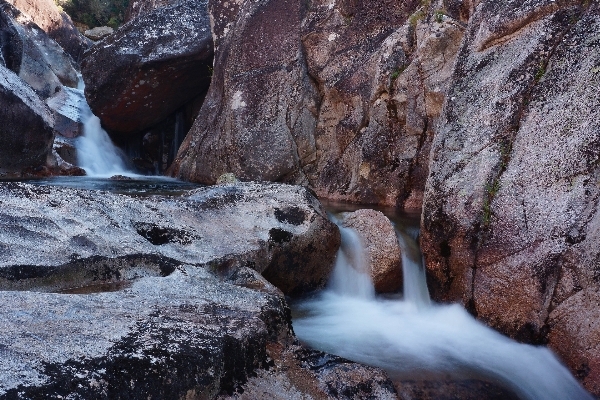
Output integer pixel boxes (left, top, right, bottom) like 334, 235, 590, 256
293, 218, 592, 400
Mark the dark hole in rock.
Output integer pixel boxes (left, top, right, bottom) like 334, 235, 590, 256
440, 240, 451, 257
133, 222, 196, 245
274, 206, 306, 226
57, 281, 132, 294
269, 228, 292, 244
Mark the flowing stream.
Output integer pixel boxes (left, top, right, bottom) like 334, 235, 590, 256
292, 215, 592, 400
74, 77, 136, 178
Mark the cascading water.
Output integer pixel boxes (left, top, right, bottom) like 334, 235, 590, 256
292, 215, 592, 400
328, 217, 375, 300
74, 77, 135, 177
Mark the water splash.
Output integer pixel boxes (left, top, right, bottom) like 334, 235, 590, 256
75, 76, 135, 177
292, 215, 592, 400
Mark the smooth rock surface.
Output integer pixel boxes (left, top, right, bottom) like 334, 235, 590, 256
5, 0, 89, 61
0, 64, 54, 176
342, 209, 403, 293
0, 2, 79, 97
421, 1, 600, 394
81, 0, 213, 137
46, 86, 87, 138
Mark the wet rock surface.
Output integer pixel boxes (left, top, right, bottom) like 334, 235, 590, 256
421, 1, 600, 394
81, 0, 213, 138
341, 209, 403, 293
46, 86, 87, 138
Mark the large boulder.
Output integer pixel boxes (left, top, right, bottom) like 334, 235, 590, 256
421, 1, 600, 394
169, 0, 464, 208
169, 0, 321, 185
0, 263, 398, 398
5, 0, 89, 61
0, 64, 54, 176
83, 25, 113, 41
341, 209, 403, 293
81, 0, 213, 138
0, 266, 288, 398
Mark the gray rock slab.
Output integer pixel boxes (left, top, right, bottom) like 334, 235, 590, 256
0, 181, 339, 295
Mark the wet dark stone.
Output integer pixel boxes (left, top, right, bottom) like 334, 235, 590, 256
133, 222, 197, 245
269, 228, 293, 244
275, 207, 306, 226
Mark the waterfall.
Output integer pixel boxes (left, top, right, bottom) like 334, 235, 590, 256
292, 215, 592, 400
328, 220, 375, 300
75, 77, 135, 178
397, 228, 430, 308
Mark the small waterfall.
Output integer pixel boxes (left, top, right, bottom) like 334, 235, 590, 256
292, 213, 592, 400
75, 77, 135, 177
328, 221, 375, 299
397, 228, 430, 308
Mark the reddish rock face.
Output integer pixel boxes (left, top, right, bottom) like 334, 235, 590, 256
170, 0, 465, 208
421, 1, 600, 394
341, 209, 403, 293
81, 0, 213, 138
302, 0, 423, 207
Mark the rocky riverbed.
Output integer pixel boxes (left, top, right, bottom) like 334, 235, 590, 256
0, 181, 405, 398
1, 0, 599, 396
